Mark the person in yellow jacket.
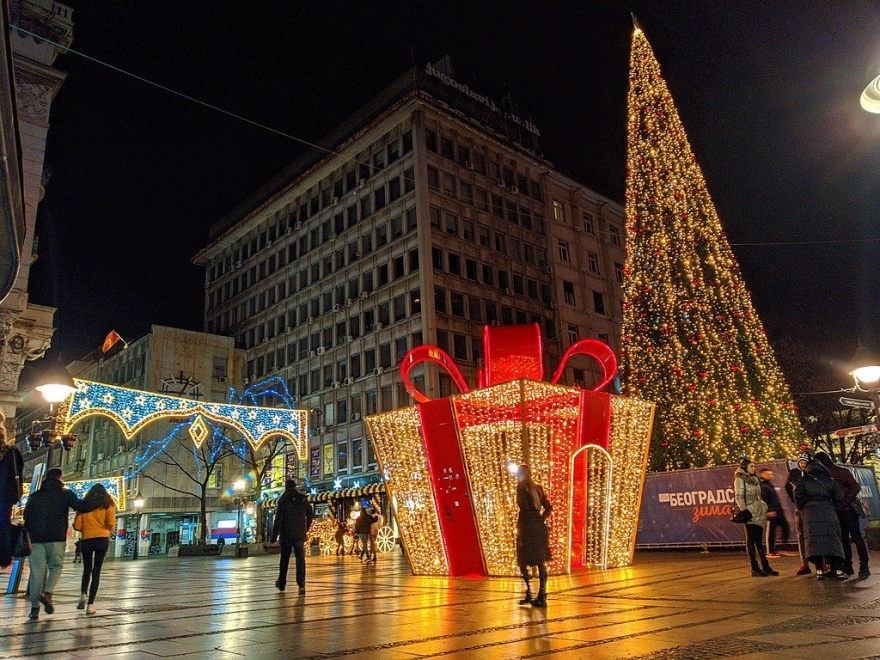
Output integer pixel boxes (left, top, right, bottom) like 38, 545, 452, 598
72, 483, 117, 614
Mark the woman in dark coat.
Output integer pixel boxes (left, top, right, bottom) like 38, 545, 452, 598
794, 452, 847, 580
0, 414, 24, 568
516, 464, 552, 608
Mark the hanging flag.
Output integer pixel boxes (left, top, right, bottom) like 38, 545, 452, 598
102, 330, 125, 353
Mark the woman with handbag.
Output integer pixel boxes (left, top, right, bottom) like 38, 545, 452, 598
73, 483, 117, 614
734, 458, 778, 577
0, 412, 25, 568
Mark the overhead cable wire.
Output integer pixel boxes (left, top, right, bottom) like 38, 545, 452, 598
14, 25, 880, 249
9, 24, 359, 167
730, 238, 880, 247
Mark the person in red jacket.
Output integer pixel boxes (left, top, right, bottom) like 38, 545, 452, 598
814, 452, 870, 578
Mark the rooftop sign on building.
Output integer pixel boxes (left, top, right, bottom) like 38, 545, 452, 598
424, 62, 540, 138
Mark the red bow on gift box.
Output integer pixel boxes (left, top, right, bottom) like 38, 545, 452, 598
401, 323, 618, 401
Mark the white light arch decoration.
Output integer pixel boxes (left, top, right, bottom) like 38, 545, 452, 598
57, 379, 308, 459
568, 444, 612, 570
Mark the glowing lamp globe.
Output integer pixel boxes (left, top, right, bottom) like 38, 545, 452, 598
850, 345, 880, 388
861, 75, 880, 114
35, 366, 77, 403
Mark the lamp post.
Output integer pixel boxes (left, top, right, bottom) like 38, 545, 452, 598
27, 366, 78, 476
850, 345, 880, 409
847, 345, 880, 456
232, 476, 246, 557
132, 491, 145, 560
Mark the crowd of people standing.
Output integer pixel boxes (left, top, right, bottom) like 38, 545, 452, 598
735, 450, 871, 581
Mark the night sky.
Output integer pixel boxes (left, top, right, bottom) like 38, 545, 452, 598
20, 1, 880, 390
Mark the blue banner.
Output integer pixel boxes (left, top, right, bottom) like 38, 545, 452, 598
636, 461, 879, 548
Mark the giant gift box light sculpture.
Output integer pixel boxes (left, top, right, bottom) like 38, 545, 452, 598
366, 324, 655, 577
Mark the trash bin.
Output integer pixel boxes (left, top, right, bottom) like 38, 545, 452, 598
237, 545, 249, 559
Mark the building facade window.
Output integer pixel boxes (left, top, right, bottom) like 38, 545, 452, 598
609, 224, 622, 247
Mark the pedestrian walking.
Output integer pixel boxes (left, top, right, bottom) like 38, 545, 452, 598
23, 468, 86, 619
734, 458, 778, 577
368, 507, 383, 562
785, 455, 812, 575
270, 479, 314, 595
335, 520, 347, 556
758, 468, 789, 558
72, 483, 117, 614
814, 452, 870, 578
0, 413, 24, 569
515, 464, 552, 608
354, 505, 377, 562
793, 452, 847, 580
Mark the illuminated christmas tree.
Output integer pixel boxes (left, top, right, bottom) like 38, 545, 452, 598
621, 27, 807, 469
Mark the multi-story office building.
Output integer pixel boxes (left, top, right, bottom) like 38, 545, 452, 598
194, 60, 626, 492
15, 325, 259, 556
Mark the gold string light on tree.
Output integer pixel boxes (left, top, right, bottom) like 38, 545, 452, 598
621, 27, 807, 469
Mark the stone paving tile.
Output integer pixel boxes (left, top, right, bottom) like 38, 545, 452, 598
752, 639, 880, 660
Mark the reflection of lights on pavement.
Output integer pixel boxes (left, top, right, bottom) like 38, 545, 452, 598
862, 75, 880, 113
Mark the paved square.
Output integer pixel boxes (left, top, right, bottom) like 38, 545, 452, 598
2, 549, 878, 659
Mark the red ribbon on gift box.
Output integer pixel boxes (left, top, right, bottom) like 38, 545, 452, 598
401, 323, 617, 400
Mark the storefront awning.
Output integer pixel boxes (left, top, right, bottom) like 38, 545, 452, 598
309, 482, 385, 503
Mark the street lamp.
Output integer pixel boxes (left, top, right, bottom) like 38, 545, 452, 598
132, 491, 145, 560
27, 365, 78, 472
232, 475, 248, 557
850, 345, 880, 392
861, 74, 880, 113
848, 345, 880, 439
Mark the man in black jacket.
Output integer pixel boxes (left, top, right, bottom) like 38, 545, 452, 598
23, 468, 86, 619
270, 479, 314, 594
785, 455, 812, 575
758, 468, 789, 558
